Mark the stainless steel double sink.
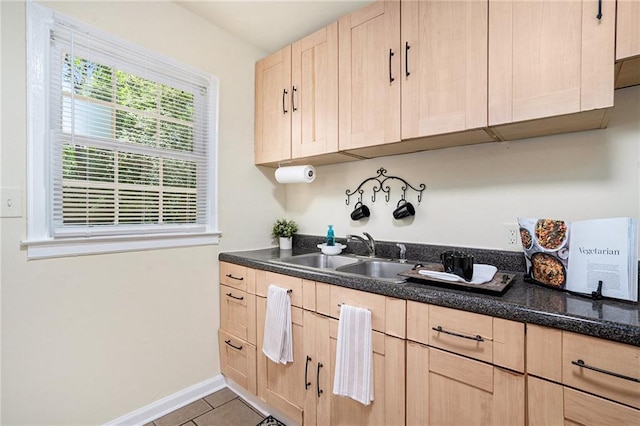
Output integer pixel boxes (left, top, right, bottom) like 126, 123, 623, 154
271, 252, 415, 283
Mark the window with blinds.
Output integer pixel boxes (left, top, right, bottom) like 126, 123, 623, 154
46, 15, 215, 238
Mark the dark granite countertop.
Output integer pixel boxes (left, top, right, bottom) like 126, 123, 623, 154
219, 236, 640, 347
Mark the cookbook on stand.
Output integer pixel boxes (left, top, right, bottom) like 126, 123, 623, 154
517, 217, 638, 302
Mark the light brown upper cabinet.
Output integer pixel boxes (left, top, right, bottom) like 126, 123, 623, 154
489, 0, 615, 140
338, 0, 401, 151
615, 0, 640, 88
401, 0, 492, 140
291, 24, 339, 160
255, 46, 292, 165
255, 23, 346, 167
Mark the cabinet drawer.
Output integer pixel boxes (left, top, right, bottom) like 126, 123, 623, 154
256, 271, 304, 308
220, 262, 255, 292
429, 305, 493, 364
562, 331, 640, 409
316, 282, 406, 338
528, 376, 639, 425
427, 305, 524, 371
219, 330, 257, 394
220, 285, 256, 345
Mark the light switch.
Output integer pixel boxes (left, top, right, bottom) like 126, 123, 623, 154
1, 187, 23, 218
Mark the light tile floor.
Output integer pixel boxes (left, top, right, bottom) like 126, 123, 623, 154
146, 388, 265, 426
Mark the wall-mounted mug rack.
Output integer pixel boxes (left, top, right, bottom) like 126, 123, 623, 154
345, 167, 426, 206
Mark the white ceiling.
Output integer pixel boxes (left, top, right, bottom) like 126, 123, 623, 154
175, 0, 373, 54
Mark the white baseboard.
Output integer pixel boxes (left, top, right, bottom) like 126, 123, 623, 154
104, 375, 226, 426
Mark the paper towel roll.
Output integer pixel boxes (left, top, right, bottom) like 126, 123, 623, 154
275, 165, 316, 184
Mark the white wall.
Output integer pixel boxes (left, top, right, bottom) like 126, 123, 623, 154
3, 0, 639, 424
286, 86, 640, 250
1, 1, 283, 424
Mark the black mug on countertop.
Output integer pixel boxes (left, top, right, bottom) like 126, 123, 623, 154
440, 250, 474, 281
393, 199, 415, 219
350, 201, 370, 221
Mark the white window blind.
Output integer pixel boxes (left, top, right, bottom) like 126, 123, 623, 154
47, 16, 214, 238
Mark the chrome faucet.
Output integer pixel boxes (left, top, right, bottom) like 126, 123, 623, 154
346, 232, 376, 257
396, 243, 407, 263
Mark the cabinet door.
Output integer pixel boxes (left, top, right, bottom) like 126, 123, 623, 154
616, 0, 640, 60
219, 330, 257, 394
401, 0, 487, 139
291, 23, 338, 159
326, 318, 406, 426
338, 0, 400, 151
256, 297, 305, 424
426, 347, 525, 426
302, 311, 331, 426
489, 0, 614, 125
255, 45, 292, 165
615, 0, 640, 88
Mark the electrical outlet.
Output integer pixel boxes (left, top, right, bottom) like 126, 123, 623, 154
503, 223, 520, 249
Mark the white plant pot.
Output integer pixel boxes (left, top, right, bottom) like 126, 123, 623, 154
279, 237, 293, 250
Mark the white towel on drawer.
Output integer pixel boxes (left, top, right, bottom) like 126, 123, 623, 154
332, 304, 374, 405
262, 284, 293, 364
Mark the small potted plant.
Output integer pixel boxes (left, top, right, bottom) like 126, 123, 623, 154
272, 219, 298, 250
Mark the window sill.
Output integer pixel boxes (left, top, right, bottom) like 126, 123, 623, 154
22, 231, 221, 259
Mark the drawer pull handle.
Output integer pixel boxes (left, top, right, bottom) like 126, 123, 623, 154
572, 359, 640, 383
317, 362, 324, 397
432, 325, 484, 342
224, 339, 243, 351
226, 292, 244, 301
305, 355, 312, 390
225, 274, 244, 281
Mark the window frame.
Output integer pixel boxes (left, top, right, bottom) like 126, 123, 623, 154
24, 2, 221, 259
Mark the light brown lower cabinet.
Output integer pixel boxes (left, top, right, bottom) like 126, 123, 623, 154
219, 329, 257, 394
256, 297, 306, 424
303, 311, 406, 426
218, 263, 257, 394
526, 324, 640, 425
407, 341, 525, 426
528, 376, 639, 426
220, 263, 638, 425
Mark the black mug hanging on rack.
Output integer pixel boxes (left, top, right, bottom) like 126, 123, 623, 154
350, 201, 370, 221
393, 199, 415, 219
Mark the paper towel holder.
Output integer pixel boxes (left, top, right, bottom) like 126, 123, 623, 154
275, 164, 316, 184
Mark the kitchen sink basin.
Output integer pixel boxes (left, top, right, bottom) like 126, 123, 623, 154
273, 253, 360, 269
271, 253, 413, 283
335, 260, 415, 281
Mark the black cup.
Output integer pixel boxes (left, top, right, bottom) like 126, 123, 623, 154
350, 201, 370, 221
452, 253, 474, 281
440, 250, 461, 273
392, 199, 415, 219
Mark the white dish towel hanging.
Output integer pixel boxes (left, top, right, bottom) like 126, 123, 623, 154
332, 304, 374, 405
262, 284, 293, 364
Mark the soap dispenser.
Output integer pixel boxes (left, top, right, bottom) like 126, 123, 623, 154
326, 225, 335, 246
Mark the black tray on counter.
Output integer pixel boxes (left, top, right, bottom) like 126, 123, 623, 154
399, 263, 517, 295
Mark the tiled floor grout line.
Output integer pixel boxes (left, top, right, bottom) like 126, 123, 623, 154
151, 389, 268, 426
